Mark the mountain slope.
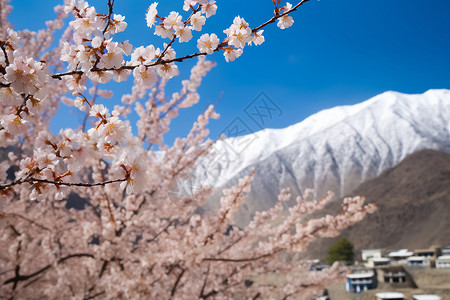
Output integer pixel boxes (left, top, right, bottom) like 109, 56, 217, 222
306, 149, 450, 259
191, 89, 450, 225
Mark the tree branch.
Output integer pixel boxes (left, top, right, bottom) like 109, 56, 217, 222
0, 176, 126, 191
3, 253, 95, 287
170, 268, 185, 297
39, 0, 312, 82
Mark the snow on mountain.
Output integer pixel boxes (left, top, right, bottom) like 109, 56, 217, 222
190, 89, 450, 225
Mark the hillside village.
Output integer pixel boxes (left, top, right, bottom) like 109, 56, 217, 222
317, 245, 450, 300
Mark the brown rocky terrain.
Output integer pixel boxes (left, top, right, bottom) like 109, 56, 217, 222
306, 149, 450, 260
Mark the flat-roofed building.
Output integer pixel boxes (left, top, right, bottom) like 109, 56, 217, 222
414, 245, 441, 258
361, 249, 382, 261
436, 255, 450, 268
441, 246, 450, 255
383, 270, 406, 283
345, 270, 377, 293
369, 257, 391, 267
407, 256, 430, 267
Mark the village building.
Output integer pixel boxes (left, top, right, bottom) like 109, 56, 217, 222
345, 270, 377, 293
435, 255, 450, 268
441, 246, 450, 255
361, 249, 383, 261
367, 257, 391, 268
414, 246, 441, 258
376, 292, 405, 300
407, 256, 431, 267
382, 270, 407, 283
388, 249, 413, 264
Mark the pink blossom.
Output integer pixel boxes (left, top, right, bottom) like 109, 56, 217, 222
1, 114, 29, 135
0, 87, 22, 106
0, 1, 372, 299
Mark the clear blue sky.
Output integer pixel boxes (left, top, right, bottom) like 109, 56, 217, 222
8, 0, 450, 144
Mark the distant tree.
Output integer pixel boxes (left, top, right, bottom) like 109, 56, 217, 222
326, 237, 354, 265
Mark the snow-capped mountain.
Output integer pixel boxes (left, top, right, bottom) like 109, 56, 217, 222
191, 89, 450, 225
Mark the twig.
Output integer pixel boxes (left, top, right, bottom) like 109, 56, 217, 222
170, 268, 185, 297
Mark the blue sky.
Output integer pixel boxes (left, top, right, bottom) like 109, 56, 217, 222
8, 0, 450, 144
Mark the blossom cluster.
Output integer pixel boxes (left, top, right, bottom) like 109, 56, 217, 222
0, 0, 376, 299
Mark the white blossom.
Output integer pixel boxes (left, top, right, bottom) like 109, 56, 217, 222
202, 1, 217, 18
133, 65, 157, 87
223, 47, 243, 62
175, 26, 193, 43
197, 33, 219, 54
277, 3, 294, 29
109, 14, 127, 34
164, 11, 183, 31
155, 24, 173, 39
98, 42, 125, 69
146, 2, 159, 28
156, 63, 179, 79
190, 11, 206, 31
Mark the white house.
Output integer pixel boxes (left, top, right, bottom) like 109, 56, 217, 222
376, 292, 405, 300
361, 249, 382, 261
407, 256, 430, 267
345, 271, 377, 293
436, 255, 450, 268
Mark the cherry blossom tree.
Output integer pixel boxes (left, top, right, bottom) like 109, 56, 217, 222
0, 0, 376, 299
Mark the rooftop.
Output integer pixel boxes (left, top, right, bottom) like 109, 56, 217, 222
373, 257, 391, 262
436, 255, 450, 260
389, 249, 414, 257
376, 292, 405, 299
347, 272, 375, 279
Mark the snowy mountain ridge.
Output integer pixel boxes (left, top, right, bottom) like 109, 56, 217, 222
190, 89, 450, 225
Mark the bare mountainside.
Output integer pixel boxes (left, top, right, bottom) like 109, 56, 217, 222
306, 149, 450, 260
192, 89, 450, 226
